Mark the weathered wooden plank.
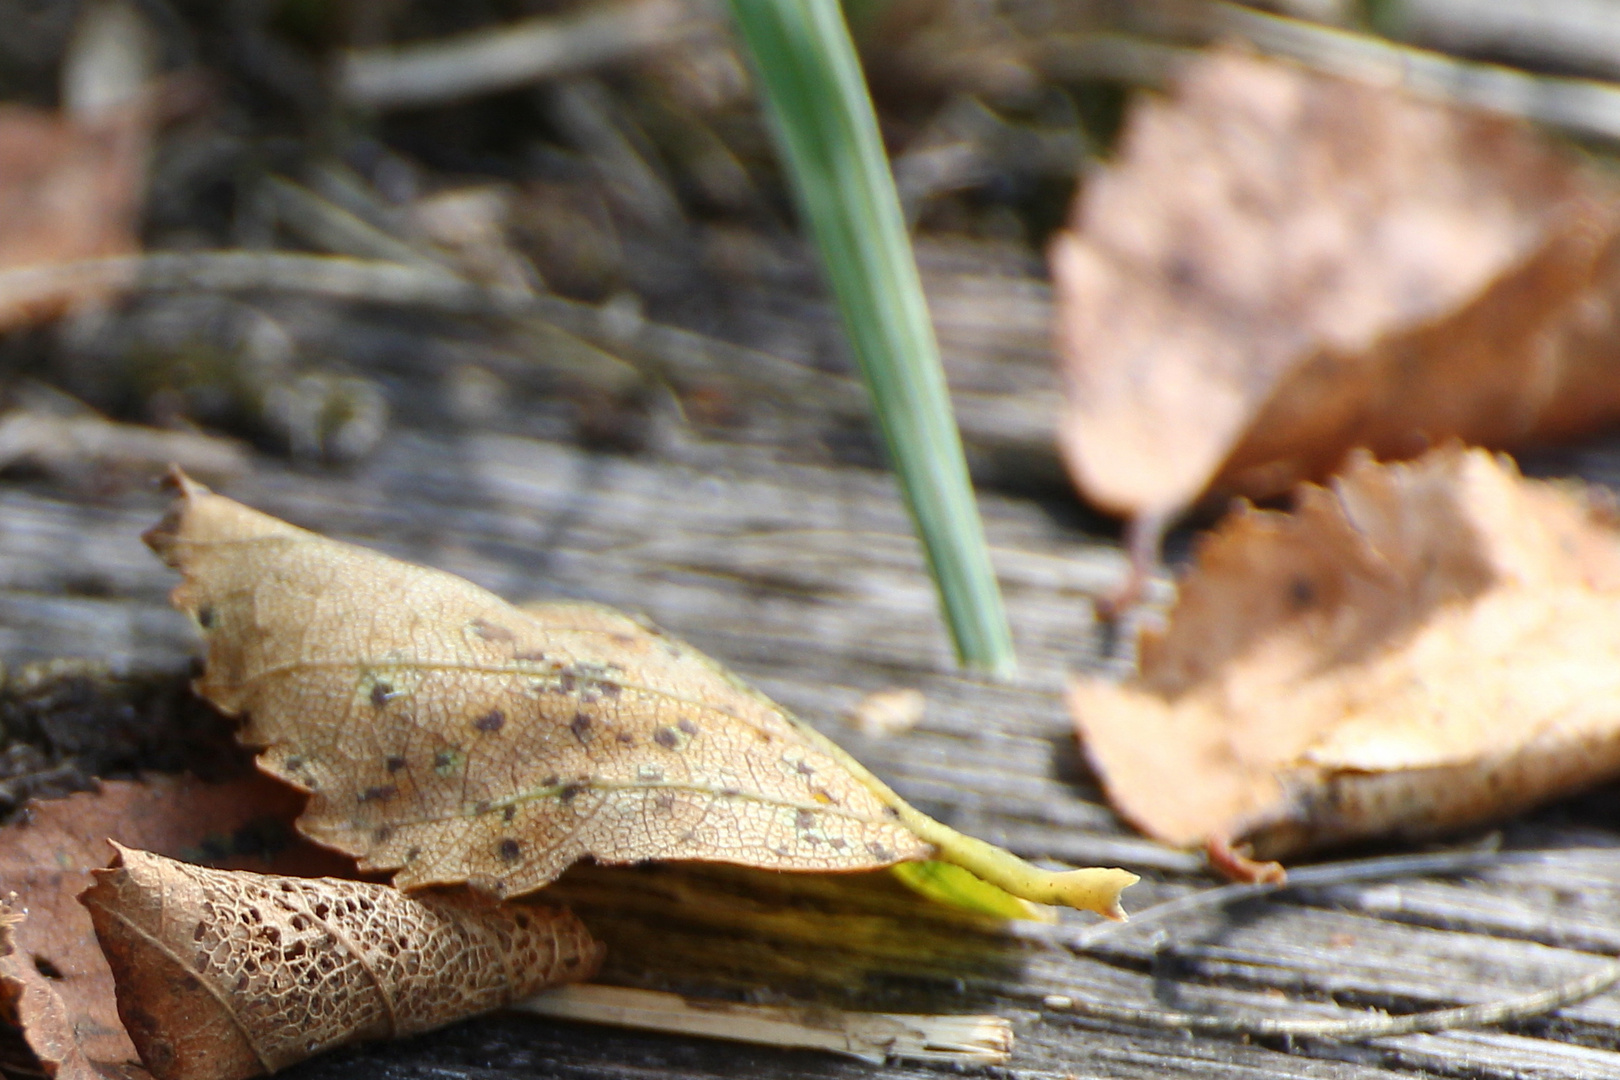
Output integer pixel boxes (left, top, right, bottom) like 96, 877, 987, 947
6, 423, 1620, 1079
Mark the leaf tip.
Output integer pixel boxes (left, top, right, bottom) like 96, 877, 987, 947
142, 467, 209, 562
1055, 867, 1139, 921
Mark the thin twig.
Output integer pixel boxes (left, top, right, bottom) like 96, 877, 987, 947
1062, 959, 1620, 1040
1049, 847, 1620, 1041
339, 0, 703, 110
1042, 1, 1620, 143
0, 251, 861, 408
1072, 846, 1540, 950
512, 984, 1013, 1065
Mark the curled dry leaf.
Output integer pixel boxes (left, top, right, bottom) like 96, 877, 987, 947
0, 775, 353, 1080
144, 470, 1136, 918
1070, 447, 1620, 863
82, 845, 602, 1080
1051, 48, 1620, 536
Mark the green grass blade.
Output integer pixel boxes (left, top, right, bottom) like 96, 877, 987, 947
724, 0, 1017, 676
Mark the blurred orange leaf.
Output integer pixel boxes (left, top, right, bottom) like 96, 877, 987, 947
0, 102, 149, 330
1051, 48, 1620, 530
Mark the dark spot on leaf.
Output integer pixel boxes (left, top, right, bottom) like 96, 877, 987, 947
774, 845, 791, 857
796, 761, 815, 777
385, 755, 406, 773
542, 774, 560, 788
370, 682, 392, 709
374, 825, 393, 842
867, 842, 892, 861
503, 805, 516, 822
406, 846, 422, 861
677, 718, 699, 736
570, 712, 592, 742
599, 680, 621, 698
515, 649, 548, 662
33, 956, 62, 980
654, 726, 680, 749
560, 783, 586, 803
474, 800, 491, 814
285, 756, 303, 771
719, 785, 741, 797
805, 835, 821, 846
617, 732, 635, 746
434, 750, 456, 770
1290, 576, 1316, 610
196, 606, 215, 629
471, 618, 515, 642
830, 838, 847, 850
558, 672, 577, 694
498, 838, 522, 862
654, 793, 674, 812
473, 709, 505, 733
795, 809, 815, 832
882, 806, 901, 820
358, 785, 397, 803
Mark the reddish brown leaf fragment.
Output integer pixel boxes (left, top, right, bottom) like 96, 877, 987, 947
0, 776, 351, 1078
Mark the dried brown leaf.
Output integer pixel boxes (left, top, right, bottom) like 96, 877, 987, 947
144, 470, 1135, 917
1070, 446, 1620, 862
0, 894, 97, 1080
0, 776, 352, 1079
82, 846, 601, 1080
1051, 48, 1620, 525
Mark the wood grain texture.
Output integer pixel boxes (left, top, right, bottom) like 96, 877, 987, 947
3, 427, 1620, 1078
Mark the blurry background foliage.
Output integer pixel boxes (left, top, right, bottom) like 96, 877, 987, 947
0, 0, 1615, 665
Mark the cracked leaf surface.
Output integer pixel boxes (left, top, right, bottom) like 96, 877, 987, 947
143, 473, 935, 898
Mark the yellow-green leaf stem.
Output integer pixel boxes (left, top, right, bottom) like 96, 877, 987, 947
889, 861, 1055, 923
791, 715, 1137, 920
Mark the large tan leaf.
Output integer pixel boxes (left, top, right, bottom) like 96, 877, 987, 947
0, 776, 353, 1079
82, 846, 601, 1080
1051, 48, 1620, 527
144, 470, 1135, 918
1070, 447, 1620, 862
